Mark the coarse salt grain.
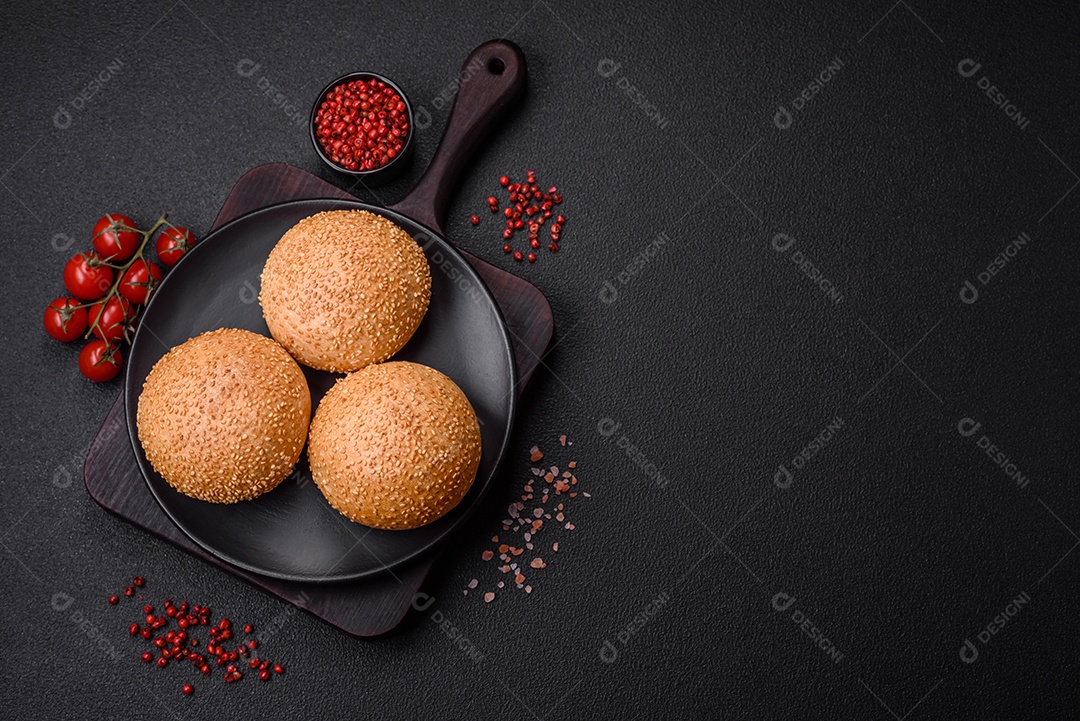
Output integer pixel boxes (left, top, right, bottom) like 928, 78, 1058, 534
471, 436, 589, 604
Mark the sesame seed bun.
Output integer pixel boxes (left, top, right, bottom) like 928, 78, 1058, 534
136, 328, 311, 503
308, 361, 482, 530
259, 210, 431, 372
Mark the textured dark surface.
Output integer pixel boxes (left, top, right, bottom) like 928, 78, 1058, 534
2, 0, 1079, 718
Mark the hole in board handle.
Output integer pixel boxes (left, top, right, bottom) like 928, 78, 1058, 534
488, 57, 506, 75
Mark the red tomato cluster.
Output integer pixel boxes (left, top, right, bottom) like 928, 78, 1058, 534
44, 213, 197, 382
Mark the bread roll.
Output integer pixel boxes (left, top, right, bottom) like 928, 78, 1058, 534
136, 328, 310, 503
259, 210, 431, 372
308, 361, 481, 530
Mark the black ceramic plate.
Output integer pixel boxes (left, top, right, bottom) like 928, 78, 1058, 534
124, 198, 517, 583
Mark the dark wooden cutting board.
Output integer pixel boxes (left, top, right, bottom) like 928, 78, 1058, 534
83, 162, 553, 637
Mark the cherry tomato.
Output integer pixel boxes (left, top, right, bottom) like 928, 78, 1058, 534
43, 297, 88, 342
92, 214, 141, 262
155, 226, 196, 267
79, 340, 122, 382
64, 252, 114, 301
88, 296, 132, 344
119, 259, 163, 305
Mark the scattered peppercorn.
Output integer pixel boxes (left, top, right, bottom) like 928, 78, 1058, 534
470, 171, 567, 264
108, 577, 288, 695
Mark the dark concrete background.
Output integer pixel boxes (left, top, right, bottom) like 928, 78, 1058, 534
2, 0, 1079, 718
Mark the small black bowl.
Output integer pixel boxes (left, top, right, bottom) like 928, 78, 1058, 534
309, 71, 415, 186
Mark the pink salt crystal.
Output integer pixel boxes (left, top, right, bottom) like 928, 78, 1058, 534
484, 592, 495, 603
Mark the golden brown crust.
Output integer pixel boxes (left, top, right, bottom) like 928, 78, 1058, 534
136, 328, 311, 503
307, 361, 482, 530
259, 210, 431, 372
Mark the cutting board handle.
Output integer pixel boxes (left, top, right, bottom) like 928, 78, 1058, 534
389, 40, 526, 235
